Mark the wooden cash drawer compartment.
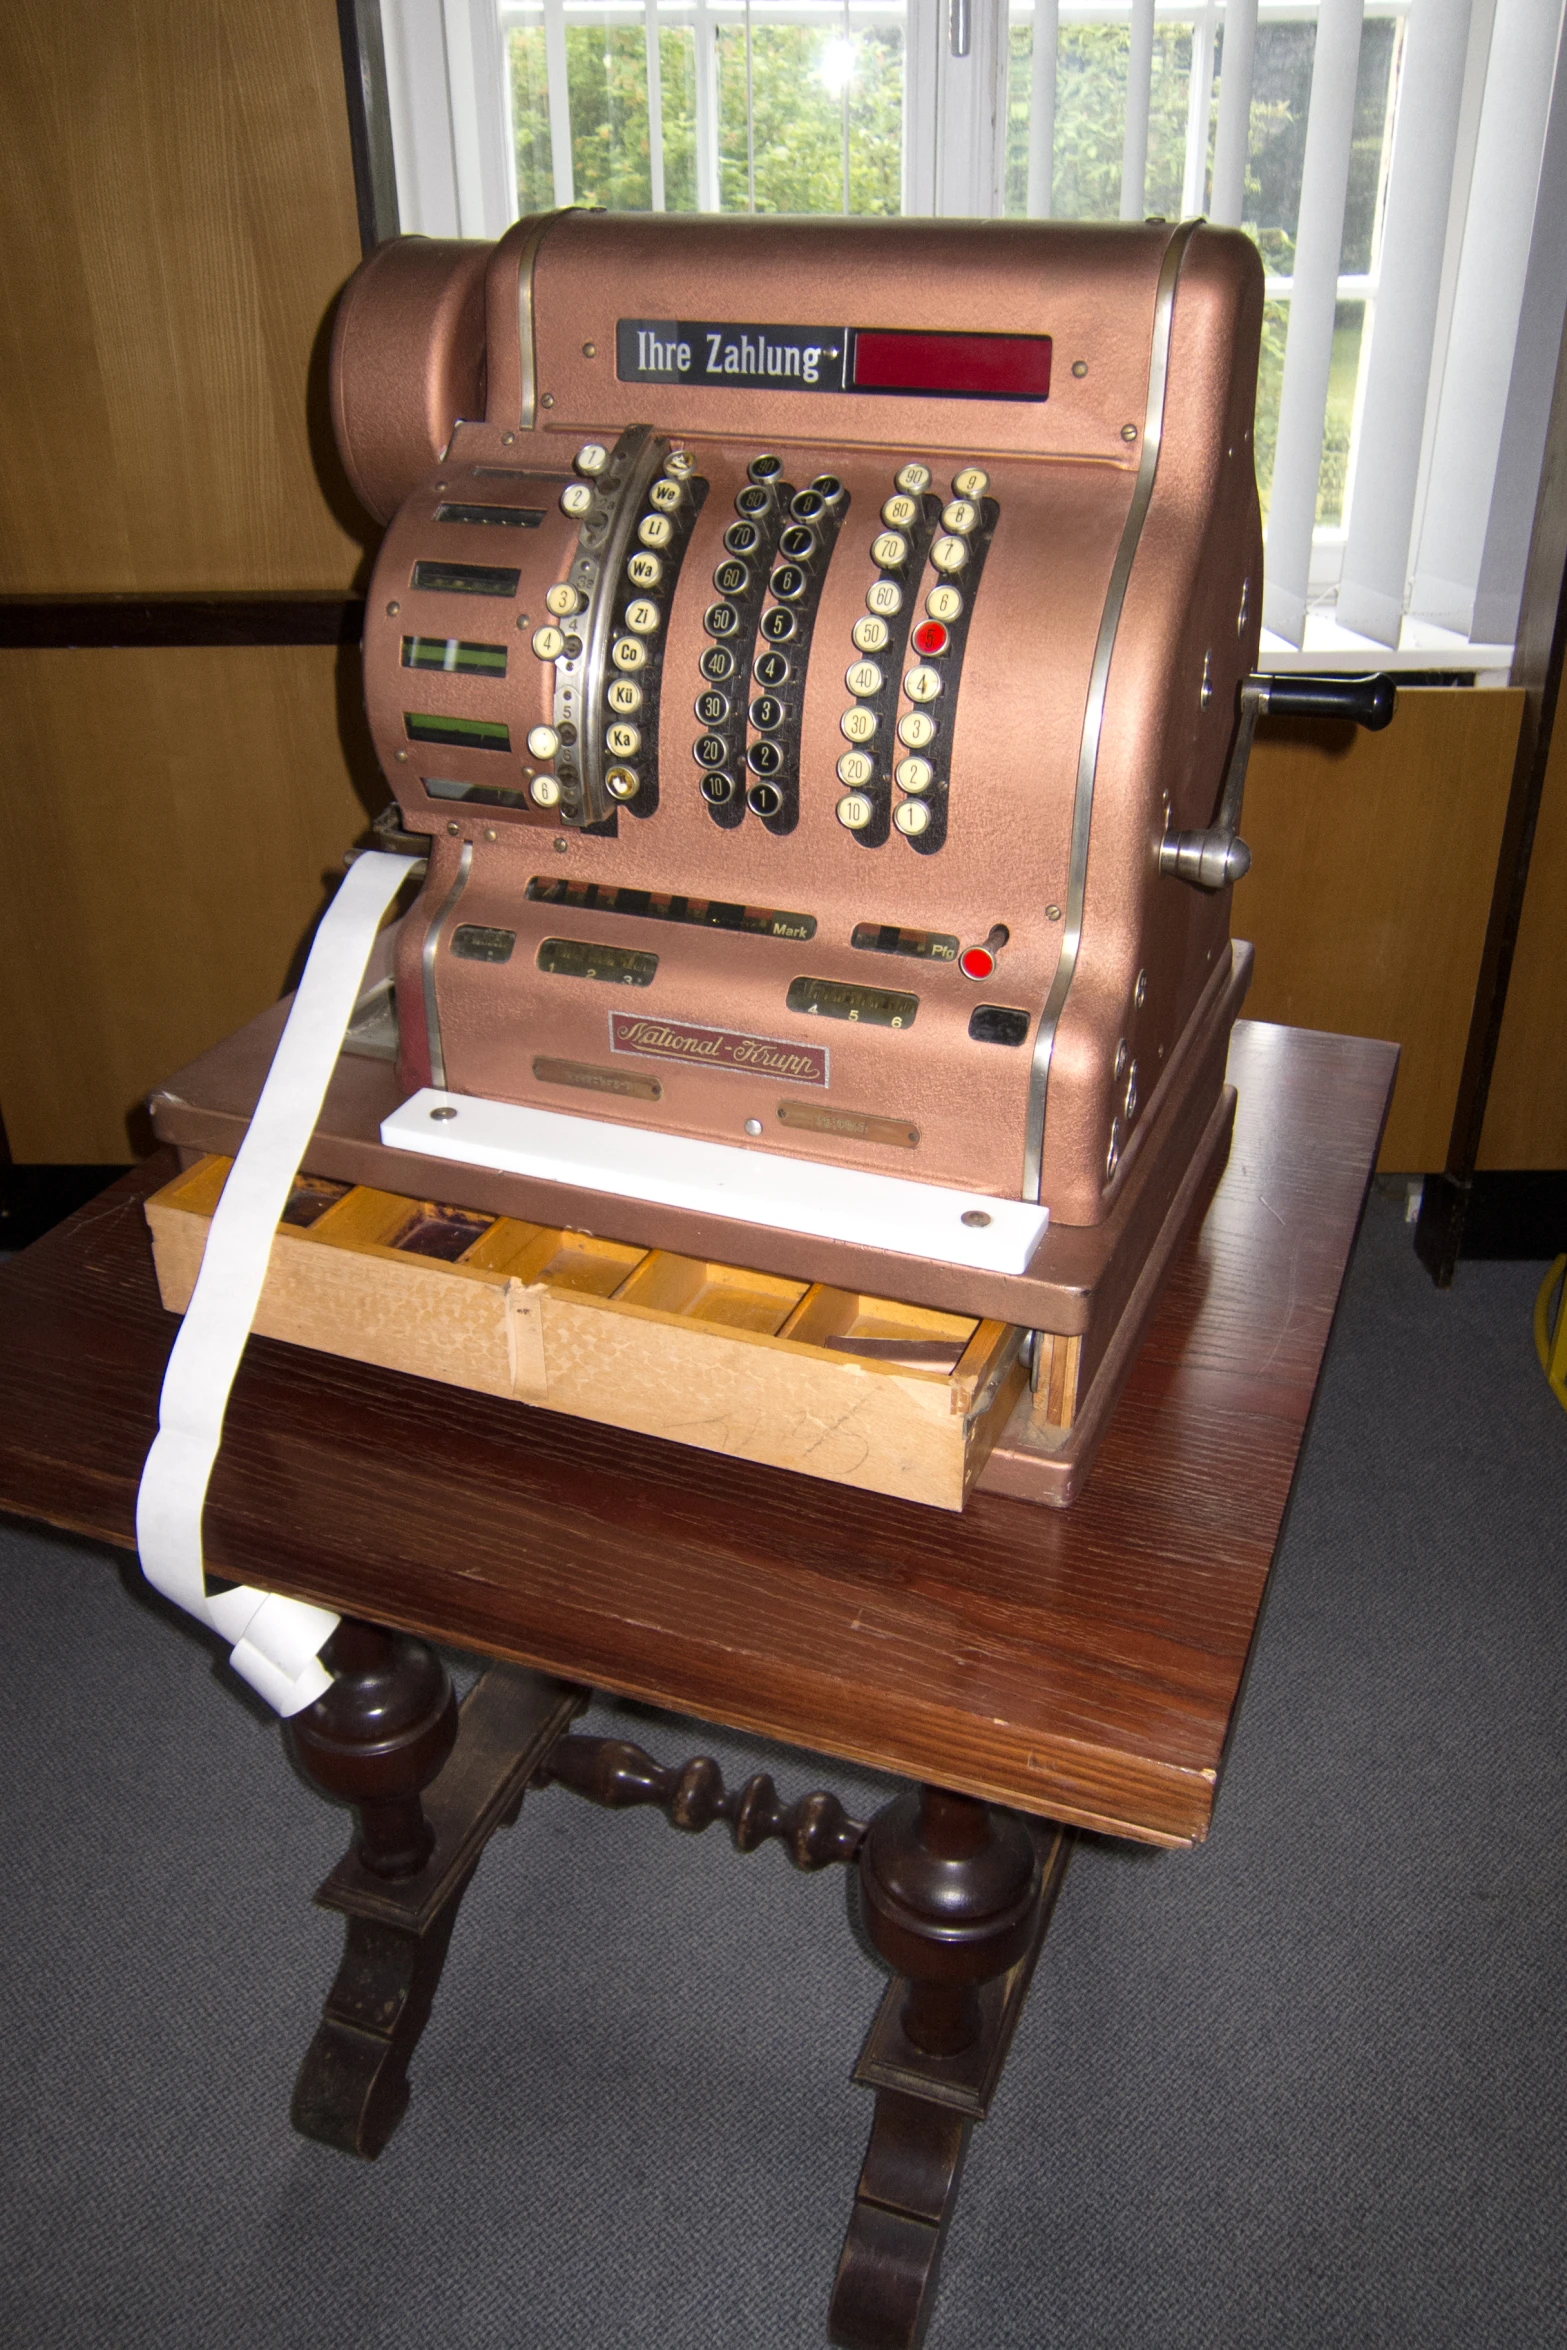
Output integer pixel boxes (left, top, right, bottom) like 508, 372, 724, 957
145, 1157, 1029, 1511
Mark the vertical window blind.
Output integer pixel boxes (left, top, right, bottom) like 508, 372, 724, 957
379, 0, 1567, 668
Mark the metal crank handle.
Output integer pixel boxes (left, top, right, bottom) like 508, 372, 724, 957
1161, 670, 1397, 891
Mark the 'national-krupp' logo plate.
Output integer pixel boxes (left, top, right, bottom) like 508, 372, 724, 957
609, 1012, 828, 1087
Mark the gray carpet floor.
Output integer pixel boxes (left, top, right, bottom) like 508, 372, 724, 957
3, 1186, 1565, 2349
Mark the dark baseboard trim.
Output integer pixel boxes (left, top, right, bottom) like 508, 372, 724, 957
1456, 1170, 1567, 1261
0, 595, 365, 649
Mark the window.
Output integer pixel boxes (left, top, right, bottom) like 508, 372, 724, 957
380, 0, 1567, 670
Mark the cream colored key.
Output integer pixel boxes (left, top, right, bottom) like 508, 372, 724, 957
624, 598, 661, 634
941, 498, 980, 535
866, 578, 903, 616
561, 482, 593, 517
637, 513, 674, 548
606, 722, 640, 757
648, 478, 683, 512
846, 658, 883, 697
931, 535, 969, 574
895, 755, 933, 793
926, 584, 964, 623
904, 664, 942, 704
881, 494, 918, 528
895, 461, 932, 494
531, 624, 565, 660
575, 444, 609, 475
894, 799, 930, 836
664, 448, 696, 476
852, 615, 890, 654
871, 530, 909, 569
526, 724, 561, 759
953, 466, 989, 498
841, 706, 877, 744
606, 767, 641, 801
836, 793, 874, 830
606, 676, 642, 714
545, 582, 582, 617
627, 551, 663, 588
610, 635, 647, 670
837, 750, 874, 786
529, 774, 562, 807
897, 710, 936, 749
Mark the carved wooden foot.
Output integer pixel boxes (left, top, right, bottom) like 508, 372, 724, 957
287, 1626, 585, 2159
829, 1788, 1072, 2350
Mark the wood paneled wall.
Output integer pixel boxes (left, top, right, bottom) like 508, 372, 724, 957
0, 0, 372, 595
1234, 688, 1525, 1173
1479, 712, 1567, 1168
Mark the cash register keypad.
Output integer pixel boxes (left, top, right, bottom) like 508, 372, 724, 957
695, 457, 793, 829
742, 472, 849, 835
836, 473, 941, 844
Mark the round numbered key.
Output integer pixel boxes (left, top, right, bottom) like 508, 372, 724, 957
624, 598, 661, 635
637, 513, 674, 548
898, 709, 936, 750
713, 560, 750, 596
941, 498, 980, 535
790, 489, 825, 521
810, 475, 845, 503
866, 578, 903, 616
608, 677, 643, 713
531, 624, 565, 660
606, 767, 641, 801
747, 781, 784, 817
611, 635, 647, 670
561, 482, 594, 517
778, 525, 816, 561
770, 564, 808, 602
841, 706, 877, 745
526, 724, 560, 759
700, 645, 736, 681
627, 551, 662, 588
695, 689, 730, 726
725, 521, 760, 554
760, 606, 797, 641
852, 615, 890, 654
749, 695, 784, 731
664, 449, 696, 477
606, 722, 640, 758
545, 583, 582, 616
694, 735, 729, 768
894, 799, 930, 836
700, 771, 738, 805
575, 444, 609, 475
904, 665, 942, 704
648, 478, 682, 512
529, 774, 561, 807
747, 740, 782, 776
705, 602, 740, 637
895, 461, 932, 494
846, 658, 883, 697
836, 793, 874, 831
926, 584, 964, 623
837, 750, 873, 787
952, 467, 989, 498
735, 484, 773, 515
749, 454, 784, 480
871, 531, 909, 570
930, 535, 969, 574
896, 755, 933, 794
754, 649, 790, 686
881, 495, 918, 529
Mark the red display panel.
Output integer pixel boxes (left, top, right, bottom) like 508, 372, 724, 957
850, 328, 1052, 402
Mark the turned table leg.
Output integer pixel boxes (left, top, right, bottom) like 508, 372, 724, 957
286, 1624, 584, 2159
830, 1786, 1071, 2350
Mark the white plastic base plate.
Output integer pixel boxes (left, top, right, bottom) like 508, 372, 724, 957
381, 1089, 1050, 1276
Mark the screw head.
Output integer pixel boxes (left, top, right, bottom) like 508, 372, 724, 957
744, 1118, 763, 1137
1121, 423, 1139, 443
1045, 903, 1062, 921
582, 340, 597, 357
1072, 360, 1088, 378
430, 1105, 458, 1122
395, 749, 408, 762
961, 1209, 992, 1229
386, 599, 400, 616
541, 393, 555, 408
501, 432, 515, 445
446, 821, 459, 835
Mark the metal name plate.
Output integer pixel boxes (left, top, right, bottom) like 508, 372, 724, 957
609, 1013, 828, 1086
619, 319, 845, 390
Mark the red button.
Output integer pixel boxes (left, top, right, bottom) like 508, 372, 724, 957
912, 620, 949, 657
959, 947, 994, 980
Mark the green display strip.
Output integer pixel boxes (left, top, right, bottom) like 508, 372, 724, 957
526, 875, 815, 941
410, 560, 520, 597
404, 711, 512, 751
422, 777, 531, 808
538, 937, 658, 987
850, 922, 959, 963
434, 502, 543, 528
401, 635, 508, 675
786, 975, 918, 1029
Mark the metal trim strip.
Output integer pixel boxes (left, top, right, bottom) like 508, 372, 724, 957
421, 841, 473, 1091
1022, 217, 1203, 1202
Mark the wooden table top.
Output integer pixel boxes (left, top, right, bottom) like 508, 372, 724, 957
0, 1019, 1393, 1848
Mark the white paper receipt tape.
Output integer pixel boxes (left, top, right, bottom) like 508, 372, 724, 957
135, 851, 419, 1716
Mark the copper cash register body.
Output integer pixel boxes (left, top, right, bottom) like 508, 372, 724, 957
332, 211, 1263, 1228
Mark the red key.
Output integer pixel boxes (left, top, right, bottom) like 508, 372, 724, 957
911, 620, 949, 657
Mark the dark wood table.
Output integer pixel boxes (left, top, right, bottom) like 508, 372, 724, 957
0, 1018, 1395, 2350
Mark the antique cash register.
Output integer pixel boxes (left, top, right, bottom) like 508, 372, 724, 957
145, 210, 1393, 1512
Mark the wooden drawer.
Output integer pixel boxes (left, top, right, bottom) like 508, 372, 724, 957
145, 1158, 1029, 1511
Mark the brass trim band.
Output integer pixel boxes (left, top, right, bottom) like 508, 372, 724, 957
421, 840, 474, 1089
